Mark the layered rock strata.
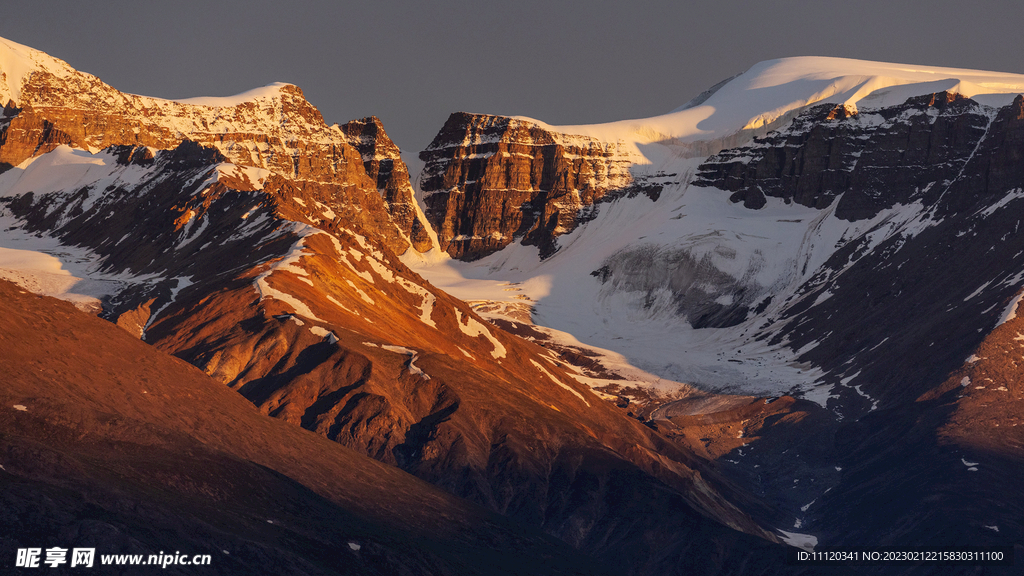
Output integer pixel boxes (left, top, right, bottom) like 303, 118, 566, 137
693, 92, 995, 220
340, 116, 434, 252
0, 37, 419, 255
419, 112, 666, 259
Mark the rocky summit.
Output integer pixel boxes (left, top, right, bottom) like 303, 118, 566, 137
2, 38, 1023, 576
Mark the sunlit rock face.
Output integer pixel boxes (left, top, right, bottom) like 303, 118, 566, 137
339, 116, 434, 253
0, 36, 418, 255
418, 112, 666, 260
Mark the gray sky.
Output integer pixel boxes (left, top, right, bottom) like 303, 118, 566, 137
3, 1, 1023, 153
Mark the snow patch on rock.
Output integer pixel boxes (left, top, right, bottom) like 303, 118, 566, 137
380, 345, 429, 379
996, 291, 1024, 327
310, 326, 338, 344
777, 529, 817, 552
254, 224, 323, 321
454, 309, 506, 359
530, 359, 589, 407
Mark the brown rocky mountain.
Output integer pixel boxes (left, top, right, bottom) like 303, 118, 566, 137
0, 138, 784, 576
340, 116, 434, 253
407, 61, 1024, 573
6, 36, 1024, 576
0, 37, 430, 257
0, 36, 800, 576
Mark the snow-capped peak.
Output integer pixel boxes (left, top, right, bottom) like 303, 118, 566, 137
142, 82, 298, 108
0, 35, 81, 106
1, 35, 295, 111
513, 56, 1024, 159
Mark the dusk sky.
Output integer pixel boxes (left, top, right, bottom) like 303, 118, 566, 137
3, 1, 1023, 153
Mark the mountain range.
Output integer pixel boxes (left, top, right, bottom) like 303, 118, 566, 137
1, 35, 1022, 574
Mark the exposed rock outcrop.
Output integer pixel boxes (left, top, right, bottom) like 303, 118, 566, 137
340, 116, 434, 252
419, 112, 665, 259
692, 91, 993, 220
0, 37, 417, 255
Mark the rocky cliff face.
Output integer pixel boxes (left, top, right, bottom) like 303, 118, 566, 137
684, 91, 1024, 403
340, 116, 434, 252
0, 37, 419, 256
419, 112, 666, 259
692, 91, 995, 219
